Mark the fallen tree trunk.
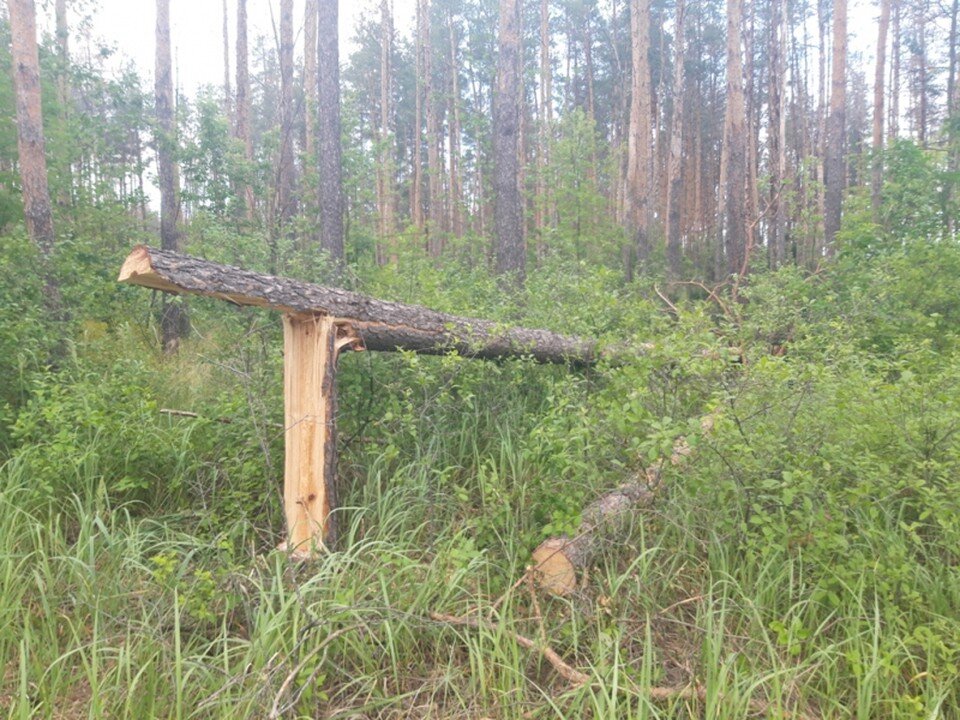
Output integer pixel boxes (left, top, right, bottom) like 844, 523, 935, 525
531, 415, 714, 594
118, 245, 602, 365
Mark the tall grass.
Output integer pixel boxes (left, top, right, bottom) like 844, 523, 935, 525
2, 393, 957, 719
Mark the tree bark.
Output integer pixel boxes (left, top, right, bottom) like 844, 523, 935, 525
824, 0, 847, 252
119, 246, 607, 365
665, 0, 686, 280
872, 0, 891, 223
532, 415, 713, 595
155, 0, 186, 353
890, 0, 900, 141
493, 0, 525, 288
236, 0, 255, 221
722, 0, 748, 276
768, 0, 788, 267
448, 9, 463, 240
377, 0, 396, 264
222, 0, 231, 123
304, 0, 318, 161
278, 0, 296, 226
9, 0, 55, 256
412, 0, 426, 231
626, 0, 652, 271
318, 0, 345, 264
424, 0, 444, 255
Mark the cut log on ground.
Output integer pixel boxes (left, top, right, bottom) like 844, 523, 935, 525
531, 415, 715, 594
119, 245, 604, 365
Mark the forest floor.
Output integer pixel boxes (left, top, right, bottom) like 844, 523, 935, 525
1, 240, 959, 719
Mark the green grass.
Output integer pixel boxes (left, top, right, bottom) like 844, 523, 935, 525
1, 392, 958, 719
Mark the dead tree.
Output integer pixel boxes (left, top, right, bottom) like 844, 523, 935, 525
119, 246, 615, 556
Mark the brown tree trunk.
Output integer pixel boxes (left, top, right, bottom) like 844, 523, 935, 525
235, 0, 255, 221
378, 0, 396, 264
120, 246, 607, 364
222, 0, 231, 123
424, 0, 444, 255
824, 0, 847, 252
304, 0, 318, 161
9, 0, 55, 256
722, 0, 748, 276
412, 0, 426, 231
278, 0, 296, 227
493, 0, 525, 288
768, 0, 788, 267
665, 0, 685, 279
626, 0, 652, 270
155, 0, 186, 353
538, 0, 553, 238
318, 0, 345, 264
872, 0, 891, 223
448, 9, 463, 239
890, 0, 900, 142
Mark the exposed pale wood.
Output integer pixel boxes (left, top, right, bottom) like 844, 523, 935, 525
119, 246, 604, 364
280, 314, 341, 554
532, 416, 713, 595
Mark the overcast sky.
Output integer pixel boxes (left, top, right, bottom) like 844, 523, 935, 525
48, 0, 878, 100
51, 0, 417, 95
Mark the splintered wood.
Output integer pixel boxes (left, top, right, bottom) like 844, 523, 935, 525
281, 314, 339, 556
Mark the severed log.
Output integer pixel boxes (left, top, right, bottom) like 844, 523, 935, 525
118, 245, 603, 365
531, 416, 714, 595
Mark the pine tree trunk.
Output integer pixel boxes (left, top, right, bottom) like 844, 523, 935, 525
890, 0, 900, 142
278, 0, 296, 227
722, 0, 747, 276
824, 0, 847, 252
538, 0, 553, 239
412, 0, 426, 231
235, 0, 255, 221
155, 0, 186, 353
448, 9, 463, 239
665, 0, 685, 279
768, 0, 788, 267
493, 0, 525, 288
872, 0, 891, 222
222, 0, 231, 123
424, 0, 444, 255
9, 0, 55, 256
304, 0, 318, 161
626, 0, 652, 270
317, 0, 345, 264
378, 0, 396, 264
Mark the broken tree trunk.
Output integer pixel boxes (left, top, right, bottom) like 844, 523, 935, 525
119, 245, 616, 557
119, 245, 600, 364
531, 415, 715, 594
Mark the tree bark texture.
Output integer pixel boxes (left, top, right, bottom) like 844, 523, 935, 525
665, 0, 686, 279
9, 0, 55, 255
119, 246, 606, 365
278, 0, 296, 226
872, 0, 891, 222
824, 0, 847, 251
235, 0, 255, 220
722, 0, 747, 276
377, 0, 396, 264
532, 415, 713, 595
155, 0, 186, 353
318, 0, 345, 263
304, 0, 318, 161
222, 0, 231, 123
626, 0, 652, 269
493, 0, 525, 288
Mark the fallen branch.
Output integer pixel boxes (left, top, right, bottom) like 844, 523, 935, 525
531, 415, 716, 595
429, 610, 590, 685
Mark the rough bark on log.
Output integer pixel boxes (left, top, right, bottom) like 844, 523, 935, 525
118, 245, 603, 365
531, 417, 711, 595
